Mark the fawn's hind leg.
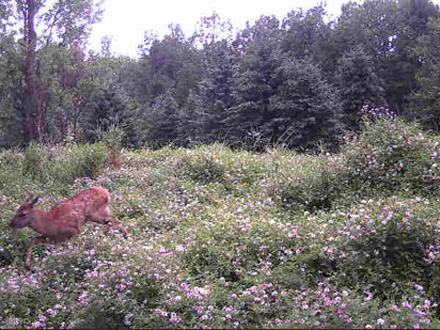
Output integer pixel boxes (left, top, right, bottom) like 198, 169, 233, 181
90, 206, 129, 238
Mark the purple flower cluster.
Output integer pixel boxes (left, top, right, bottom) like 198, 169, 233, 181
361, 105, 398, 119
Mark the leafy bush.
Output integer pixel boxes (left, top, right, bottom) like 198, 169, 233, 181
22, 142, 50, 182
269, 155, 349, 212
96, 124, 126, 166
278, 166, 342, 211
20, 142, 107, 187
343, 106, 440, 196
67, 143, 107, 180
4, 140, 440, 329
181, 154, 227, 184
335, 206, 437, 301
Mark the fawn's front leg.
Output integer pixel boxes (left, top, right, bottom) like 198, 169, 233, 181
25, 236, 48, 270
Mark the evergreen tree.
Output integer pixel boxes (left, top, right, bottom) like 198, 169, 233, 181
410, 17, 440, 131
268, 58, 342, 148
281, 4, 335, 73
198, 39, 236, 143
82, 85, 138, 146
177, 90, 204, 145
384, 0, 439, 113
227, 15, 284, 144
335, 45, 387, 130
147, 91, 179, 145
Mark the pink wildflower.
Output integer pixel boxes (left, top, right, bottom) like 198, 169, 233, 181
365, 293, 373, 301
402, 300, 412, 309
170, 312, 182, 324
47, 308, 57, 317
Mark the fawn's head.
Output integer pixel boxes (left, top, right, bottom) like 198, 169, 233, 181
11, 194, 39, 229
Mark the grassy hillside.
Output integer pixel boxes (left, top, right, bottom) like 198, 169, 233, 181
1, 111, 440, 328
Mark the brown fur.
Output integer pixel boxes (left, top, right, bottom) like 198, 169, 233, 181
11, 186, 128, 270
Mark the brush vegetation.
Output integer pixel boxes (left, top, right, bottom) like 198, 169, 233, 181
1, 112, 440, 329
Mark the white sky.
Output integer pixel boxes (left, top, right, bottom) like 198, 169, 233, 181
88, 0, 350, 58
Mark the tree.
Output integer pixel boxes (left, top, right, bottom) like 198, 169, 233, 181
21, 0, 39, 144
227, 15, 284, 144
384, 0, 439, 113
147, 91, 179, 145
82, 85, 135, 144
410, 17, 440, 130
335, 45, 387, 130
197, 39, 236, 143
177, 90, 204, 145
333, 0, 439, 113
0, 1, 21, 146
281, 5, 335, 73
135, 24, 203, 108
12, 0, 103, 145
268, 58, 342, 148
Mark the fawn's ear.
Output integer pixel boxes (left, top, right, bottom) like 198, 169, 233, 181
26, 194, 33, 204
26, 194, 39, 206
30, 196, 39, 206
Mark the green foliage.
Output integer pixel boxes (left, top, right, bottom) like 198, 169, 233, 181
411, 17, 440, 131
281, 5, 331, 63
277, 166, 343, 212
269, 58, 342, 148
182, 154, 227, 184
21, 142, 107, 187
2, 0, 440, 152
226, 16, 284, 145
64, 143, 108, 181
194, 39, 236, 144
22, 142, 50, 181
338, 212, 435, 300
342, 107, 440, 196
146, 91, 180, 146
3, 138, 440, 328
336, 45, 387, 130
96, 124, 125, 151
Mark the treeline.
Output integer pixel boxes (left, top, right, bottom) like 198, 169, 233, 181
1, 0, 440, 149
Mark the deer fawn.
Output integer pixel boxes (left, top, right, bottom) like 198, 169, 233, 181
11, 186, 129, 270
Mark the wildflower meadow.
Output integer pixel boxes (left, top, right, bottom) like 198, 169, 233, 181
1, 109, 440, 329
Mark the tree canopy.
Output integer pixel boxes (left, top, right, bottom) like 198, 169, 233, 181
1, 0, 440, 150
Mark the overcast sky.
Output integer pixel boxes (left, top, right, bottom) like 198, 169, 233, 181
88, 0, 350, 58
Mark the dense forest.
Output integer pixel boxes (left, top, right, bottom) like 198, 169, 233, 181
1, 0, 440, 150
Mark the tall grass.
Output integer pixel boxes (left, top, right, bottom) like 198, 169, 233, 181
21, 142, 107, 187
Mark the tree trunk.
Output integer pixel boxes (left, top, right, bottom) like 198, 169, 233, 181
23, 0, 38, 145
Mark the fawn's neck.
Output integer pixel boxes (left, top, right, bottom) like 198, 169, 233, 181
28, 209, 49, 235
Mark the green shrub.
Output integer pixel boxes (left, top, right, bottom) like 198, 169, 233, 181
22, 142, 50, 181
68, 308, 127, 329
343, 106, 440, 196
19, 142, 107, 187
336, 212, 436, 301
97, 124, 126, 166
68, 143, 107, 180
278, 168, 341, 212
182, 154, 227, 184
272, 157, 349, 212
96, 124, 126, 150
